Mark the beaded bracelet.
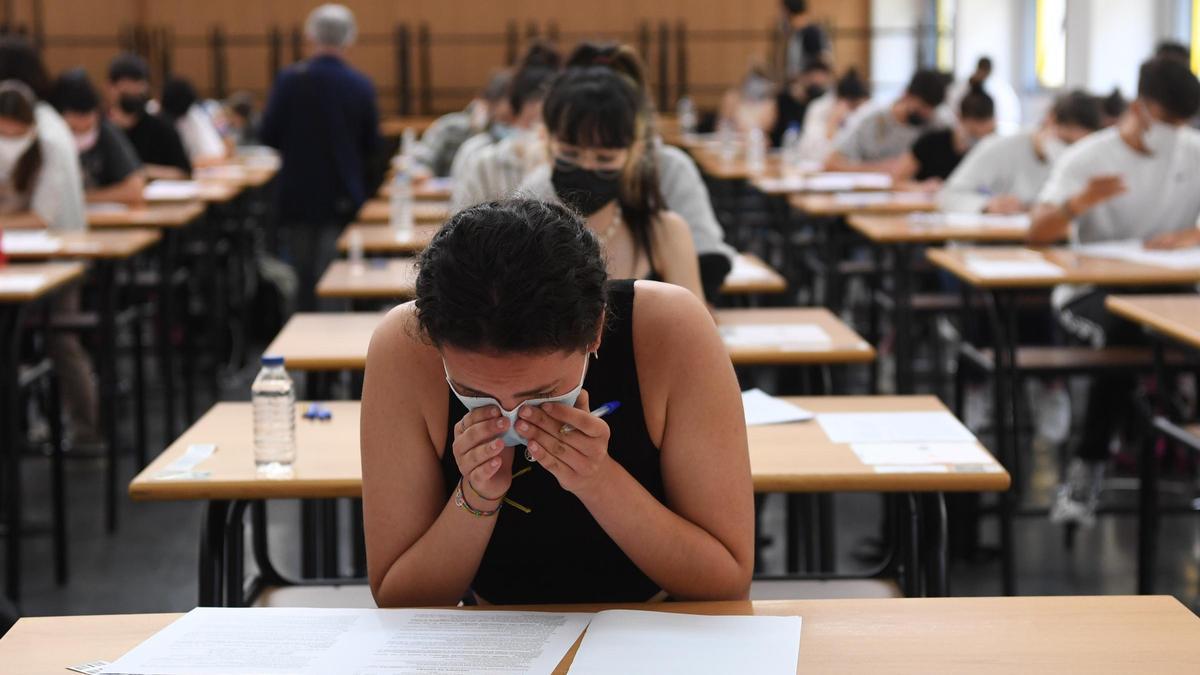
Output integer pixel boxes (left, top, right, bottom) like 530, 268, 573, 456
455, 478, 502, 517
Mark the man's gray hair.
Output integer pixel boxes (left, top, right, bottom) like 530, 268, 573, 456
305, 4, 357, 49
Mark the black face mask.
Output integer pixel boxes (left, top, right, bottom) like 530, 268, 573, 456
552, 165, 620, 216
906, 111, 929, 127
117, 93, 147, 117
805, 85, 827, 101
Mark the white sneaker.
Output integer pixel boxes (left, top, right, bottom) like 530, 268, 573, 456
1031, 380, 1072, 445
1049, 458, 1105, 527
963, 385, 992, 434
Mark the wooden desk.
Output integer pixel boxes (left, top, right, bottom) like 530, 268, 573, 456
1105, 293, 1200, 595
927, 246, 1200, 289
1106, 295, 1200, 350
131, 394, 1002, 603
15, 595, 1189, 674
265, 307, 869, 371
752, 173, 892, 197
848, 215, 1036, 394
2, 229, 160, 261
378, 177, 455, 201
316, 258, 417, 300
789, 192, 938, 217
379, 115, 439, 137
356, 199, 450, 225
0, 261, 85, 600
929, 247, 1200, 596
717, 308, 875, 366
0, 261, 85, 302
84, 203, 206, 229
336, 223, 438, 255
690, 147, 783, 181
720, 253, 788, 295
194, 163, 279, 189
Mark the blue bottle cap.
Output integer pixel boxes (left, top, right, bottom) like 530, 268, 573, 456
261, 355, 285, 367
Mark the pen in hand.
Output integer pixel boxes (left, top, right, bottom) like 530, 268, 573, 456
559, 401, 621, 435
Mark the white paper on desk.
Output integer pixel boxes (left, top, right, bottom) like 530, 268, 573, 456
0, 273, 45, 292
1, 230, 61, 254
817, 412, 976, 444
805, 172, 891, 192
721, 323, 832, 349
154, 443, 214, 480
86, 202, 128, 213
833, 191, 892, 206
1075, 239, 1200, 270
909, 212, 1030, 229
742, 388, 814, 426
965, 257, 1064, 278
725, 254, 777, 282
144, 180, 200, 201
568, 610, 801, 675
852, 442, 992, 465
101, 607, 593, 675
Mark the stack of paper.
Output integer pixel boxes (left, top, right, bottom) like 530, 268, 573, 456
1075, 239, 1200, 270
742, 388, 814, 426
144, 180, 200, 201
965, 255, 1064, 279
721, 324, 832, 350
569, 610, 802, 675
725, 255, 777, 283
1, 230, 62, 254
0, 274, 46, 293
100, 607, 592, 675
909, 213, 1031, 229
817, 411, 976, 444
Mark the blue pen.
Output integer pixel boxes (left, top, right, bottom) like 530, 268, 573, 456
560, 400, 621, 434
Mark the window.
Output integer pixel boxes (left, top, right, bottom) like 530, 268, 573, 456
1035, 0, 1067, 88
935, 0, 956, 71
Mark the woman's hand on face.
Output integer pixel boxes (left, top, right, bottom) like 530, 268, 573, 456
516, 390, 614, 497
451, 406, 514, 506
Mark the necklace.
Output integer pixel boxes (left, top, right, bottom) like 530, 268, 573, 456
596, 207, 621, 247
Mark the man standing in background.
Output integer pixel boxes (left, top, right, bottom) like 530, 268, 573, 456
774, 0, 831, 81
260, 3, 380, 311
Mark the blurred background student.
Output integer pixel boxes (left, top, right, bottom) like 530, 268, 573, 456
50, 68, 145, 205
161, 77, 229, 166
105, 53, 191, 179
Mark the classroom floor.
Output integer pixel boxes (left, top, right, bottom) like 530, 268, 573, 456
9, 361, 1200, 618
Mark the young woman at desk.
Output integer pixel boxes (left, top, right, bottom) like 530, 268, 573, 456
361, 199, 753, 606
519, 66, 705, 301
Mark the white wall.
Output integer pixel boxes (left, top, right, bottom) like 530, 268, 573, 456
870, 0, 923, 101
954, 0, 1022, 87
1082, 0, 1157, 96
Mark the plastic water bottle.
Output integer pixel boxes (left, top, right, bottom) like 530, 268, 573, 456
781, 123, 802, 179
348, 229, 365, 276
718, 119, 737, 163
390, 157, 414, 239
252, 355, 296, 475
677, 96, 697, 137
401, 127, 417, 161
745, 127, 766, 174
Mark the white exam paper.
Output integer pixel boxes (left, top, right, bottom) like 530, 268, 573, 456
742, 388, 814, 426
0, 273, 46, 293
144, 180, 200, 201
805, 172, 891, 192
101, 607, 592, 675
833, 191, 891, 206
909, 213, 1030, 229
1075, 239, 1200, 270
851, 442, 993, 465
725, 254, 777, 283
721, 324, 832, 349
965, 257, 1064, 278
817, 412, 976, 444
1, 230, 62, 254
567, 610, 801, 675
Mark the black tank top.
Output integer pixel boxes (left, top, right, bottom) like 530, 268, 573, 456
440, 280, 665, 604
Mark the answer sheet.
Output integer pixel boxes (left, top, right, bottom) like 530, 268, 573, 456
964, 257, 1065, 279
567, 610, 802, 675
0, 273, 46, 293
726, 254, 777, 282
1075, 239, 1200, 270
850, 441, 993, 465
144, 180, 200, 201
908, 212, 1030, 229
101, 607, 592, 675
742, 388, 814, 426
816, 411, 976, 444
1, 230, 62, 254
720, 324, 832, 349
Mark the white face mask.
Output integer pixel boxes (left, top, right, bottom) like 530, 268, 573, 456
74, 127, 100, 153
1143, 119, 1179, 156
445, 355, 589, 447
0, 130, 35, 171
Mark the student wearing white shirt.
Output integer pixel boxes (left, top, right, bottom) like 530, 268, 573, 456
939, 91, 1101, 213
1030, 57, 1200, 526
797, 68, 870, 163
161, 77, 230, 166
946, 57, 1022, 135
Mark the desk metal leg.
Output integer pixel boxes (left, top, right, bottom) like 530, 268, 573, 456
785, 494, 802, 573
894, 244, 914, 394
1137, 341, 1166, 594
95, 262, 120, 532
0, 304, 25, 602
130, 261, 148, 468
924, 492, 948, 597
984, 291, 1018, 595
866, 244, 883, 394
817, 493, 835, 573
198, 499, 231, 607
224, 500, 251, 607
158, 233, 179, 442
903, 493, 922, 597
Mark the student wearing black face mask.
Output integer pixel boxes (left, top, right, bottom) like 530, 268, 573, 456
105, 53, 192, 179
770, 59, 832, 147
825, 69, 949, 173
519, 67, 703, 302
892, 82, 996, 183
